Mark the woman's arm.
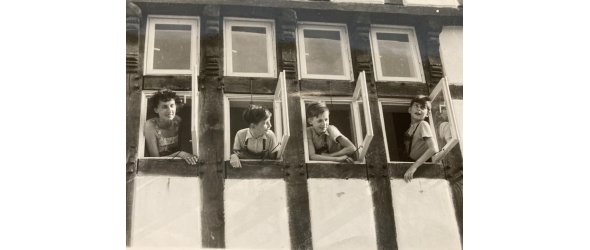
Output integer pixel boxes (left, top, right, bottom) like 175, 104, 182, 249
144, 121, 161, 157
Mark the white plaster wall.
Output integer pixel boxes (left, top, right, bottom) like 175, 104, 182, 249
224, 179, 290, 249
391, 179, 461, 250
308, 179, 377, 250
404, 0, 459, 7
440, 26, 463, 85
130, 176, 202, 247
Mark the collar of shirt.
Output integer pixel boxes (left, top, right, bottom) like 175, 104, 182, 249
246, 128, 268, 141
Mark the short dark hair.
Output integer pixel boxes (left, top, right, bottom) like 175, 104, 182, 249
306, 101, 330, 119
243, 105, 272, 125
149, 89, 181, 111
409, 95, 432, 111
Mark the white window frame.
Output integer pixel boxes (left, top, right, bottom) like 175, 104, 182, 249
144, 15, 200, 75
296, 22, 353, 80
223, 17, 277, 78
301, 72, 373, 163
429, 77, 461, 163
138, 67, 199, 159
377, 98, 414, 164
369, 25, 425, 82
223, 71, 290, 161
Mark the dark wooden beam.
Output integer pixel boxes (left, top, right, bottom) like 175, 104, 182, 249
221, 77, 277, 94
199, 5, 226, 248
225, 161, 286, 179
306, 163, 367, 179
137, 158, 200, 177
388, 162, 445, 179
449, 84, 462, 100
300, 79, 355, 96
143, 75, 192, 90
375, 82, 429, 98
132, 0, 463, 17
126, 172, 135, 246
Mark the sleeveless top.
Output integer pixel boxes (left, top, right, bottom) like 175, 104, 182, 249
149, 118, 180, 156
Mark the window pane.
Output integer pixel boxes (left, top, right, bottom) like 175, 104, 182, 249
430, 91, 448, 152
145, 95, 193, 156
325, 103, 354, 143
381, 104, 411, 161
231, 26, 269, 73
229, 101, 274, 149
303, 30, 344, 75
376, 32, 417, 78
153, 24, 191, 70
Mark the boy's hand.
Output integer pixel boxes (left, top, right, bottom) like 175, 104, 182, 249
404, 166, 418, 182
230, 154, 242, 168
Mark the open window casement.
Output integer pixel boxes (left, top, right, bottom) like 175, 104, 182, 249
429, 77, 460, 163
273, 71, 290, 159
351, 71, 374, 161
138, 90, 194, 158
191, 66, 199, 157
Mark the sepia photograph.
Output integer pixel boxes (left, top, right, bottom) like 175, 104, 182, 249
126, 0, 462, 249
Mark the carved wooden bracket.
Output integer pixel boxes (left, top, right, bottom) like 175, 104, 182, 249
126, 2, 142, 74
425, 20, 444, 86
202, 5, 222, 77
278, 9, 298, 79
351, 13, 373, 79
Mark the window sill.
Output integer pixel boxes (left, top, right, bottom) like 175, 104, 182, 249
224, 160, 285, 179
306, 162, 367, 179
137, 158, 199, 177
387, 162, 444, 179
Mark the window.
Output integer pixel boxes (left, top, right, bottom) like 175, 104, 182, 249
144, 16, 199, 75
369, 25, 425, 82
223, 71, 290, 160
428, 77, 461, 162
296, 22, 353, 80
301, 72, 373, 163
378, 77, 460, 163
138, 69, 199, 158
223, 18, 276, 77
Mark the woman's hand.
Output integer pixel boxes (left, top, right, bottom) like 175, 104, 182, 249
404, 166, 418, 182
230, 154, 242, 168
178, 151, 198, 165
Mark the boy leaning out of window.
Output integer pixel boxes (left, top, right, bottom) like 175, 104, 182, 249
306, 101, 357, 163
403, 95, 440, 182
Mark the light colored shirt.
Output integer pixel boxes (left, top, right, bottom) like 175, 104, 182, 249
406, 121, 433, 160
306, 125, 344, 154
233, 128, 278, 158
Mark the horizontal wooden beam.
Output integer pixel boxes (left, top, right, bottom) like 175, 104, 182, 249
388, 162, 445, 179
449, 84, 462, 100
375, 81, 428, 98
143, 75, 192, 90
221, 76, 277, 94
307, 163, 367, 179
300, 79, 355, 96
137, 158, 200, 177
132, 0, 462, 17
224, 161, 286, 179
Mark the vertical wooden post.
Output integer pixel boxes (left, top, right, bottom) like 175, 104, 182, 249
351, 13, 398, 250
200, 4, 226, 248
279, 9, 314, 250
126, 2, 142, 246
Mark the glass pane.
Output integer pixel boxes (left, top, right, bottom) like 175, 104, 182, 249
131, 176, 201, 247
229, 101, 274, 150
231, 26, 269, 73
430, 91, 450, 152
145, 94, 193, 156
225, 179, 290, 249
323, 103, 354, 143
308, 179, 377, 249
381, 104, 411, 161
376, 32, 417, 78
153, 24, 192, 70
391, 179, 462, 250
303, 29, 345, 75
